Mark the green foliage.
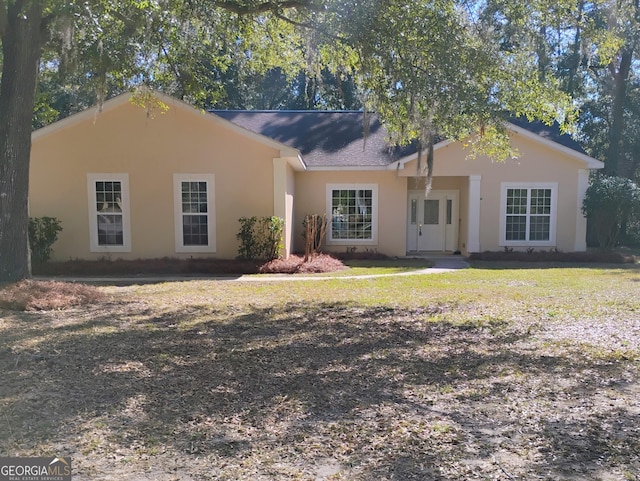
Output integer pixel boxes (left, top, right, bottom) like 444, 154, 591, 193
236, 216, 284, 261
237, 217, 259, 260
264, 216, 285, 261
582, 175, 640, 249
481, 0, 640, 178
28, 217, 63, 264
321, 0, 576, 163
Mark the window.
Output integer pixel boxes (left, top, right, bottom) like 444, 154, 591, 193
173, 174, 216, 252
424, 199, 439, 225
327, 184, 378, 244
500, 183, 557, 246
87, 174, 131, 252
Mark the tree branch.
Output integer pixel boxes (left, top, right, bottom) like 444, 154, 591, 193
274, 12, 344, 42
160, 43, 190, 98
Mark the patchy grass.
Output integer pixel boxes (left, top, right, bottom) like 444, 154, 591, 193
1, 266, 639, 480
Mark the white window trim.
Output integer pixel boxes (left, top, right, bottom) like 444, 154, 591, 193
87, 173, 132, 253
499, 182, 558, 247
173, 174, 216, 253
326, 183, 378, 245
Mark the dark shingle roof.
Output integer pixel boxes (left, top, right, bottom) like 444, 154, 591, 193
211, 110, 587, 167
211, 110, 415, 168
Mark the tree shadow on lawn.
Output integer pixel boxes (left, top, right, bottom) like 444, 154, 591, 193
1, 302, 638, 480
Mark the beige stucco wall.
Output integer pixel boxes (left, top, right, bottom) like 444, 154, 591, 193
293, 170, 408, 257
31, 98, 595, 262
30, 97, 281, 260
399, 130, 590, 252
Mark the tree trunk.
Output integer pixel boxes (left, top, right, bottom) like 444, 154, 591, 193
0, 2, 45, 282
605, 47, 633, 177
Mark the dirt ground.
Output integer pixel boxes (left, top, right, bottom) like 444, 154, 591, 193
1, 282, 639, 480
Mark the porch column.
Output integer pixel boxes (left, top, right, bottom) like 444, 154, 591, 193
467, 175, 481, 253
273, 157, 294, 258
574, 169, 589, 251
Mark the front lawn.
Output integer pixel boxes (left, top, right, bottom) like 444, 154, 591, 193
1, 266, 639, 480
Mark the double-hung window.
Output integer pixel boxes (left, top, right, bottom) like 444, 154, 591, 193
87, 174, 131, 252
500, 182, 557, 246
173, 174, 216, 253
326, 184, 378, 244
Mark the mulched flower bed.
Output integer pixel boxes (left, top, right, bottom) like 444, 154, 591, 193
32, 254, 349, 276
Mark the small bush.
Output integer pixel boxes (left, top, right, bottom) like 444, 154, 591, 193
29, 217, 62, 263
236, 216, 284, 261
583, 175, 640, 249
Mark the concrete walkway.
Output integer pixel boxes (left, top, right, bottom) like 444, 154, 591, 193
410, 254, 469, 270
35, 256, 469, 284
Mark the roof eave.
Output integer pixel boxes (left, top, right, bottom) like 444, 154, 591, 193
280, 151, 307, 171
308, 165, 392, 171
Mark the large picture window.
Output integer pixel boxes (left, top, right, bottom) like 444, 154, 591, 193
500, 183, 557, 246
327, 184, 378, 244
87, 174, 131, 252
173, 174, 216, 253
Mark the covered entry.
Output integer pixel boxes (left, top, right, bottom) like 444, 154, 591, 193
407, 190, 459, 252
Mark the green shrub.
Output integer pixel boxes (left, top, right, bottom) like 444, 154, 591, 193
582, 175, 640, 249
28, 216, 63, 263
236, 216, 284, 261
237, 216, 259, 260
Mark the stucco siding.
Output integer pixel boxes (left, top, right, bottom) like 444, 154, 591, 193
30, 98, 280, 260
294, 171, 407, 257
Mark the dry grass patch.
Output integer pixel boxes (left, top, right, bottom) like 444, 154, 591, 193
0, 280, 106, 311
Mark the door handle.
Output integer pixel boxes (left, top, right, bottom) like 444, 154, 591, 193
419, 224, 422, 236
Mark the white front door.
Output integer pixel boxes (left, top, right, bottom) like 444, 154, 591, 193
407, 190, 459, 252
